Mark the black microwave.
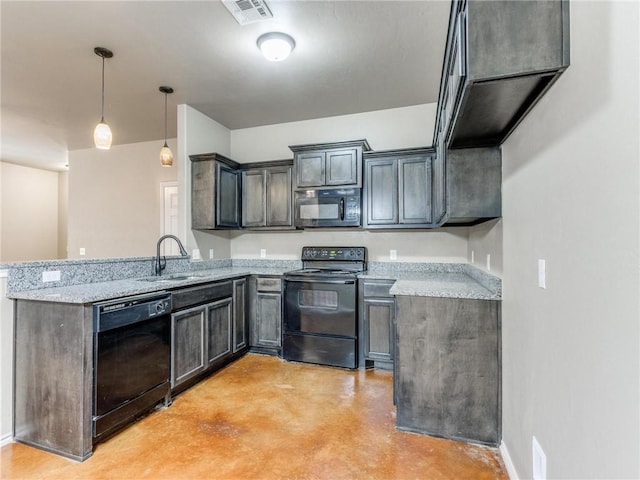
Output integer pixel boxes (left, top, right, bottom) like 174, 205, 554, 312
294, 188, 362, 228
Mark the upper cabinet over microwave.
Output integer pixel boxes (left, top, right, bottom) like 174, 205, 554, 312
289, 139, 371, 190
434, 0, 570, 149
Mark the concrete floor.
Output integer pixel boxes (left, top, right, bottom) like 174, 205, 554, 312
1, 354, 507, 479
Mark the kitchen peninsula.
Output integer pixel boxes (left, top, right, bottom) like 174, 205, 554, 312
5, 255, 500, 459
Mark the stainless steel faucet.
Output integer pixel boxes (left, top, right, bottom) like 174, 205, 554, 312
155, 235, 188, 275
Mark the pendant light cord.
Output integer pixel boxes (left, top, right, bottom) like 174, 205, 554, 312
100, 55, 105, 122
164, 92, 168, 145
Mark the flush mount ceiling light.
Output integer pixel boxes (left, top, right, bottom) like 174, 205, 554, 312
159, 86, 174, 167
93, 47, 113, 150
257, 32, 295, 62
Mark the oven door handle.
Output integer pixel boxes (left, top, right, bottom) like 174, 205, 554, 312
285, 278, 356, 285
339, 197, 345, 220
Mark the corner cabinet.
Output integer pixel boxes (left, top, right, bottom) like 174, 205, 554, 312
249, 276, 282, 356
435, 0, 570, 148
289, 139, 371, 189
191, 153, 241, 230
363, 148, 434, 229
242, 162, 294, 229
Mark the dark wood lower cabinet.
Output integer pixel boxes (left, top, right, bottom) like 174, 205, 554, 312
13, 300, 94, 461
171, 305, 207, 387
249, 276, 282, 355
359, 279, 395, 370
206, 297, 233, 366
394, 295, 501, 446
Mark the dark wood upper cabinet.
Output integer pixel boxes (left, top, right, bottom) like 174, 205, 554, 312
289, 139, 371, 189
435, 0, 570, 148
190, 153, 241, 230
363, 147, 434, 229
242, 162, 294, 230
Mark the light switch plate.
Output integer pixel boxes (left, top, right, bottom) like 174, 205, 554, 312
192, 249, 201, 260
209, 249, 214, 259
390, 250, 397, 260
260, 249, 267, 258
79, 247, 86, 256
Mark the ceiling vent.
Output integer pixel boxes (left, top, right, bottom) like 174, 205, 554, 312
222, 0, 273, 25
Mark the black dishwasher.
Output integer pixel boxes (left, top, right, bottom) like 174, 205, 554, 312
93, 292, 172, 442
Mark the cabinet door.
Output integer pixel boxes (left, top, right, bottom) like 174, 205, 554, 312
233, 279, 248, 353
242, 170, 266, 227
256, 292, 282, 347
171, 306, 206, 387
216, 163, 240, 228
366, 158, 398, 225
432, 128, 448, 226
398, 157, 432, 224
326, 148, 358, 186
296, 152, 325, 188
206, 298, 233, 365
266, 167, 292, 227
363, 298, 395, 363
191, 160, 215, 229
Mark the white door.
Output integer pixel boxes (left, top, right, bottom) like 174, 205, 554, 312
161, 182, 179, 256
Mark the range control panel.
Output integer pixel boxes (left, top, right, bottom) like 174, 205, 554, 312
301, 246, 366, 261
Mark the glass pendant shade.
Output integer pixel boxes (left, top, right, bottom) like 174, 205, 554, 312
160, 143, 173, 167
94, 120, 112, 150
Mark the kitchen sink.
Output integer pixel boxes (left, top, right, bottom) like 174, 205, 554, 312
136, 275, 204, 283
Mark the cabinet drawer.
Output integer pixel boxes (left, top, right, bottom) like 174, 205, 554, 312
172, 281, 233, 310
256, 277, 282, 292
362, 280, 395, 298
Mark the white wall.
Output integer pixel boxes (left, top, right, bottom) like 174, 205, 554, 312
0, 273, 13, 445
230, 104, 437, 163
0, 162, 60, 261
177, 104, 232, 260
468, 219, 502, 276
501, 2, 639, 478
58, 171, 68, 258
67, 139, 178, 258
230, 229, 468, 263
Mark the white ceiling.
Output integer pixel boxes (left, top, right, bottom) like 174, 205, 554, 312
1, 0, 450, 171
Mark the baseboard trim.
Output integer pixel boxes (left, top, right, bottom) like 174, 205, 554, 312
0, 432, 13, 447
500, 441, 520, 480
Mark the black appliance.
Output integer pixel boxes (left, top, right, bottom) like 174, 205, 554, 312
294, 188, 362, 228
93, 292, 172, 442
283, 246, 367, 369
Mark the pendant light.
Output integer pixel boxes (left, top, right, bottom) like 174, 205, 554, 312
159, 86, 174, 167
93, 47, 113, 150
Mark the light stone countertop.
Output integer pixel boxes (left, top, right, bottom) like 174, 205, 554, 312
361, 262, 501, 300
7, 267, 287, 304
6, 260, 501, 304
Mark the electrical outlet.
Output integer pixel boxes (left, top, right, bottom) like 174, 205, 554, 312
260, 249, 266, 259
42, 270, 61, 283
538, 259, 546, 289
486, 253, 491, 271
390, 249, 397, 260
192, 249, 201, 260
532, 436, 547, 480
209, 249, 214, 259
79, 247, 86, 256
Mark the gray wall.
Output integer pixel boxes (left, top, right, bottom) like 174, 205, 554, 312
501, 1, 639, 478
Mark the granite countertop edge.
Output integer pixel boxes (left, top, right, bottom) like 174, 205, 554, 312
6, 268, 285, 304
7, 262, 501, 304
